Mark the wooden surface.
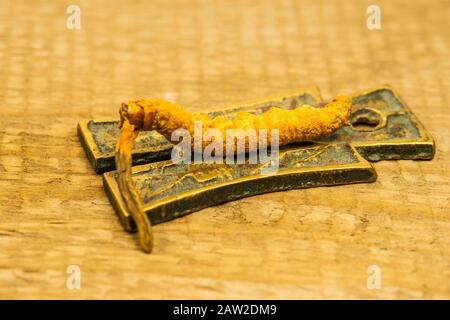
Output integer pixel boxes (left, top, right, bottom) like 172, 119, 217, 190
0, 0, 449, 299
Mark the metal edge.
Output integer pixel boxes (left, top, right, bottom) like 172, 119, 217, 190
77, 121, 104, 173
201, 86, 323, 113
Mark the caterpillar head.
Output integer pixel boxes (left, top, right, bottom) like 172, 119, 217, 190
120, 99, 158, 130
120, 99, 183, 131
120, 101, 143, 129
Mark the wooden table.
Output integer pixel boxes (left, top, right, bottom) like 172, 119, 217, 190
0, 0, 449, 299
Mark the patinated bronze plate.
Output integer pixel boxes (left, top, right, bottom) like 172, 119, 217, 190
318, 86, 435, 161
77, 85, 435, 252
103, 142, 376, 231
77, 88, 323, 173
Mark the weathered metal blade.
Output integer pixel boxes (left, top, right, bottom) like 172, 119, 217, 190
103, 142, 376, 231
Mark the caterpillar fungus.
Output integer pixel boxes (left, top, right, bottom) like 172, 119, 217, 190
115, 95, 352, 253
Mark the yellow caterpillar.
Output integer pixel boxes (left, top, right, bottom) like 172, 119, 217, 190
120, 95, 352, 148
115, 95, 352, 253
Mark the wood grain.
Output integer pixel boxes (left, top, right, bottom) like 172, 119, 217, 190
0, 0, 449, 299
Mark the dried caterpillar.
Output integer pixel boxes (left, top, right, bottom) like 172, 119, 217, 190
115, 95, 352, 253
120, 95, 352, 148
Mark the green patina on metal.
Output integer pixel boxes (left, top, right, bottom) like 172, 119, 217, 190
317, 87, 434, 161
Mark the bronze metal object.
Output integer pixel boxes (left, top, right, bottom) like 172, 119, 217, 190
76, 86, 435, 251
